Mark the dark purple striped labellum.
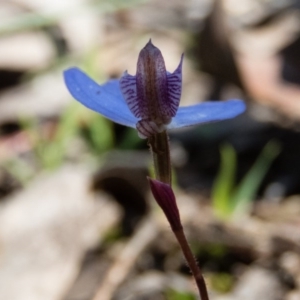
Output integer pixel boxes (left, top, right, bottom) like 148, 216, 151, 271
120, 40, 183, 138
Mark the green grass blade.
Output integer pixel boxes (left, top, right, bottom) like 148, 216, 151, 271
212, 143, 237, 219
231, 140, 281, 216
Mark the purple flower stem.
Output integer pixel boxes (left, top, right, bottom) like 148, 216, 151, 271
173, 228, 209, 300
148, 131, 209, 300
148, 130, 172, 185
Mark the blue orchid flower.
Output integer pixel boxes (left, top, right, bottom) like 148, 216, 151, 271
64, 40, 245, 138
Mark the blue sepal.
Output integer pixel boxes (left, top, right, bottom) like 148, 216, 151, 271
63, 68, 138, 128
169, 100, 246, 129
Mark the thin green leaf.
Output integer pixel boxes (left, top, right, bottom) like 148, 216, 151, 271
231, 140, 281, 216
212, 143, 237, 219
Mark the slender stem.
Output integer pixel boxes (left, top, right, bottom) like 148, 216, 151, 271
174, 229, 209, 300
148, 131, 209, 299
148, 130, 171, 185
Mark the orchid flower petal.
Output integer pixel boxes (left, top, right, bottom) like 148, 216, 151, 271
135, 40, 170, 123
168, 99, 246, 129
119, 71, 140, 117
64, 68, 138, 128
166, 54, 184, 116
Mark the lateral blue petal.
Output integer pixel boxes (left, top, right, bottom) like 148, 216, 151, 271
168, 99, 246, 129
64, 68, 138, 128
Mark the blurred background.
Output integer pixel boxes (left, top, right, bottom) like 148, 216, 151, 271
0, 0, 300, 299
